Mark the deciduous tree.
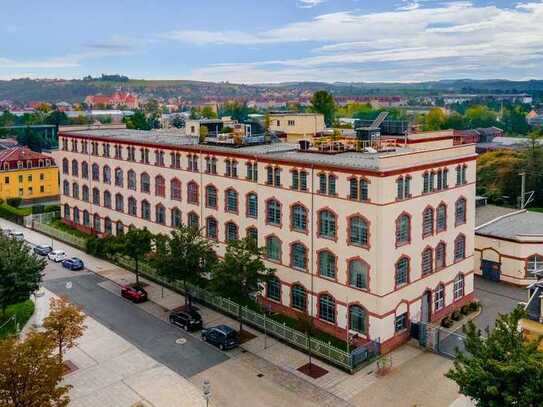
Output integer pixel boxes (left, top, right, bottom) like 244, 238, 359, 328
43, 296, 86, 364
118, 228, 153, 286
310, 90, 336, 127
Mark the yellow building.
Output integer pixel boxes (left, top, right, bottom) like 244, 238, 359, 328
0, 147, 59, 202
268, 112, 325, 142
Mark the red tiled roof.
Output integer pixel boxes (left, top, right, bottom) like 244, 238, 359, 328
0, 147, 52, 165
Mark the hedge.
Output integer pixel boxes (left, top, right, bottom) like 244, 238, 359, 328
0, 204, 32, 223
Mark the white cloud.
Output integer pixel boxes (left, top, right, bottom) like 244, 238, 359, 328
297, 0, 326, 8
174, 1, 543, 82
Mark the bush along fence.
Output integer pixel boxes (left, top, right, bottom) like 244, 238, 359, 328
25, 214, 87, 251
114, 255, 380, 373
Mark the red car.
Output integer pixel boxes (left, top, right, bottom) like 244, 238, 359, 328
121, 285, 148, 303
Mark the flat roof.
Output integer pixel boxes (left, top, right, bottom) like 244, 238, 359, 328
476, 209, 543, 239
59, 128, 466, 172
475, 204, 518, 227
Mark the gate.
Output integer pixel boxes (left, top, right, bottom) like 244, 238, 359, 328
435, 327, 467, 358
481, 259, 501, 282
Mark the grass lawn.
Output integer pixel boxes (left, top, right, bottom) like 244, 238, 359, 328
529, 208, 543, 213
0, 300, 35, 338
48, 219, 90, 240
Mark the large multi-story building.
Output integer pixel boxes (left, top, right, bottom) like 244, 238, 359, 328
54, 128, 476, 352
0, 147, 59, 202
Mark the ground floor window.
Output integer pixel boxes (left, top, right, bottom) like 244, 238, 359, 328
349, 305, 366, 334
319, 295, 336, 323
267, 277, 281, 301
395, 313, 407, 332
453, 274, 464, 300
291, 285, 306, 311
434, 284, 445, 311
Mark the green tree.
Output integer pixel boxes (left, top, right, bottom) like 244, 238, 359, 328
125, 111, 150, 130
201, 106, 217, 119
170, 115, 185, 129
476, 150, 523, 204
153, 225, 217, 309
45, 111, 69, 127
465, 105, 499, 129
423, 108, 447, 131
310, 90, 335, 127
210, 238, 275, 333
0, 236, 45, 317
0, 331, 71, 407
446, 307, 543, 407
143, 99, 160, 116
43, 296, 86, 364
118, 228, 153, 286
443, 112, 467, 130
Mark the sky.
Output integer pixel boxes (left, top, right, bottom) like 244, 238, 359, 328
1, 0, 542, 83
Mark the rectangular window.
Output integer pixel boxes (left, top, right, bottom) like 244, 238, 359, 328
4, 177, 8, 184
328, 175, 336, 195
291, 170, 299, 190
395, 313, 407, 332
319, 174, 327, 194
300, 171, 307, 191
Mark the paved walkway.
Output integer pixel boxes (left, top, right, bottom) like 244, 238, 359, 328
31, 289, 206, 407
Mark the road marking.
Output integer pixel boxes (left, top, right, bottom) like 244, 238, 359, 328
176, 338, 187, 345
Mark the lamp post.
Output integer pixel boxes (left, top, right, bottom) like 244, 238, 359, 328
202, 379, 211, 407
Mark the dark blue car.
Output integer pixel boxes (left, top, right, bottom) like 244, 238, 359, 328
62, 257, 84, 271
33, 245, 53, 256
201, 325, 239, 350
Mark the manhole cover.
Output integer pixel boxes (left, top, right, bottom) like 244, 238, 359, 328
175, 338, 187, 345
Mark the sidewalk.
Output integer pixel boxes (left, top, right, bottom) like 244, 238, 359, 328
2, 217, 470, 406
33, 288, 206, 407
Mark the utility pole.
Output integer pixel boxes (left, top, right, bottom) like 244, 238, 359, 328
520, 172, 526, 209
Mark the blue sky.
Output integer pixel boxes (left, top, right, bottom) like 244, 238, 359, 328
1, 0, 542, 83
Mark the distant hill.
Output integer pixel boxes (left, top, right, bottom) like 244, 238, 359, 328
1, 78, 542, 104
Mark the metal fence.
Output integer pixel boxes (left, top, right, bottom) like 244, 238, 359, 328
31, 221, 87, 250
113, 255, 372, 372
414, 321, 468, 359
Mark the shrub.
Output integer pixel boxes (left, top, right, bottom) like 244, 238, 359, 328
0, 203, 32, 222
452, 310, 462, 321
31, 205, 44, 214
468, 301, 480, 313
43, 204, 60, 213
441, 317, 453, 328
461, 305, 470, 315
6, 197, 22, 208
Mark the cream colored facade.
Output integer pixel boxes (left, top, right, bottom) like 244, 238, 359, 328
54, 129, 476, 352
268, 113, 325, 142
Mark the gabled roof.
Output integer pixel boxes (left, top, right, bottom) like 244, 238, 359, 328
0, 147, 51, 165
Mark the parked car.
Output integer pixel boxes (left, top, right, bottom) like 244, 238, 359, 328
34, 245, 53, 256
9, 231, 24, 241
121, 285, 148, 303
48, 250, 67, 262
62, 257, 84, 271
201, 325, 240, 350
169, 308, 203, 331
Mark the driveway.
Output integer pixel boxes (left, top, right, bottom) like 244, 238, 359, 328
473, 276, 526, 331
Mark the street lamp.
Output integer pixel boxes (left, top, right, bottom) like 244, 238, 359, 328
202, 379, 211, 407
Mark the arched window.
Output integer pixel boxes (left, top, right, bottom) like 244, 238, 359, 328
527, 255, 543, 275
455, 198, 466, 225
63, 204, 70, 220
155, 175, 165, 197
127, 170, 137, 190
434, 284, 445, 311
82, 185, 89, 202
225, 222, 239, 242
206, 217, 218, 239
83, 210, 90, 226
140, 173, 150, 193
453, 274, 465, 300
115, 193, 124, 212
267, 277, 281, 302
92, 163, 100, 181
73, 207, 80, 224
103, 190, 111, 208
291, 243, 307, 270
291, 285, 306, 311
81, 161, 88, 179
104, 217, 112, 235
116, 221, 124, 236
207, 186, 218, 209
62, 158, 69, 175
422, 247, 433, 275
319, 294, 336, 323
128, 197, 137, 216
187, 212, 199, 228
348, 259, 368, 289
72, 183, 79, 199
436, 204, 447, 232
113, 168, 123, 187
93, 214, 101, 232
422, 207, 434, 237
225, 189, 238, 213
349, 216, 369, 246
265, 236, 281, 261
246, 193, 258, 218
246, 226, 258, 243
318, 250, 336, 279
62, 180, 70, 196
156, 204, 166, 225
266, 199, 281, 226
395, 257, 409, 287
92, 187, 100, 205
141, 200, 151, 220
454, 235, 466, 261
71, 159, 78, 177
102, 165, 111, 184
395, 214, 410, 245
435, 242, 446, 270
291, 204, 307, 232
318, 210, 336, 239
349, 305, 367, 334
187, 182, 199, 204
171, 208, 182, 228
171, 179, 182, 201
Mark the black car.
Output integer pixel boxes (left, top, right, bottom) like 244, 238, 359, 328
33, 245, 53, 256
169, 308, 203, 331
62, 257, 85, 271
201, 324, 239, 350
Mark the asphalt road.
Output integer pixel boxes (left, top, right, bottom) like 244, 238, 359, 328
42, 263, 228, 378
